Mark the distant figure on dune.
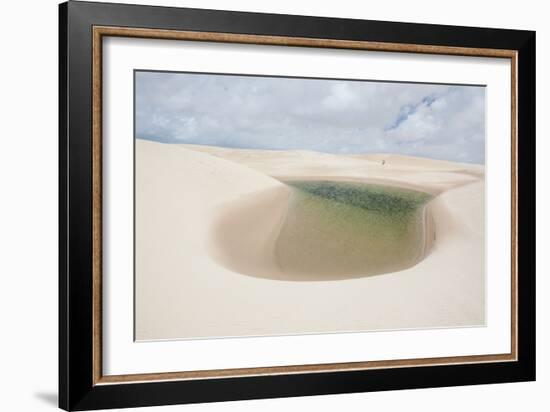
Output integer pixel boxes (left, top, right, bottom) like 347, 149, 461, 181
382, 159, 386, 166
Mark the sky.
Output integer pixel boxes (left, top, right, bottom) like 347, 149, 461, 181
135, 71, 485, 164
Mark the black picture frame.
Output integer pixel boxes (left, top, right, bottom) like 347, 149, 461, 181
59, 1, 536, 410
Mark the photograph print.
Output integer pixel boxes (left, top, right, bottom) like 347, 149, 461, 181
134, 71, 485, 341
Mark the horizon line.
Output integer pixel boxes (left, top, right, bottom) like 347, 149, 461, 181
136, 137, 485, 165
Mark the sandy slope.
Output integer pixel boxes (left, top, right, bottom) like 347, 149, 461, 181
135, 139, 485, 340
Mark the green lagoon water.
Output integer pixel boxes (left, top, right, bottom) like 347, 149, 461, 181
275, 180, 434, 279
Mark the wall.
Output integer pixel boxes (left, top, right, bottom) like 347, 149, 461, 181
0, 0, 545, 411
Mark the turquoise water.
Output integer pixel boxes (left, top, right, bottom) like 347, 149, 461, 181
274, 180, 434, 279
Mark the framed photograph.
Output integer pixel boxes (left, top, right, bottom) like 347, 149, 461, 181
59, 1, 535, 410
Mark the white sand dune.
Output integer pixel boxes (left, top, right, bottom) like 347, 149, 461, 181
135, 139, 484, 340
183, 144, 482, 194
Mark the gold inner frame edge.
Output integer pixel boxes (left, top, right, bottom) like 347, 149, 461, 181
91, 25, 518, 386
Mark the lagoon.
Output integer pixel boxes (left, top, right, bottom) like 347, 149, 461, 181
275, 180, 434, 279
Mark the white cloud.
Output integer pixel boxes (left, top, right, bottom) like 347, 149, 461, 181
384, 88, 485, 162
322, 83, 359, 111
135, 72, 485, 163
